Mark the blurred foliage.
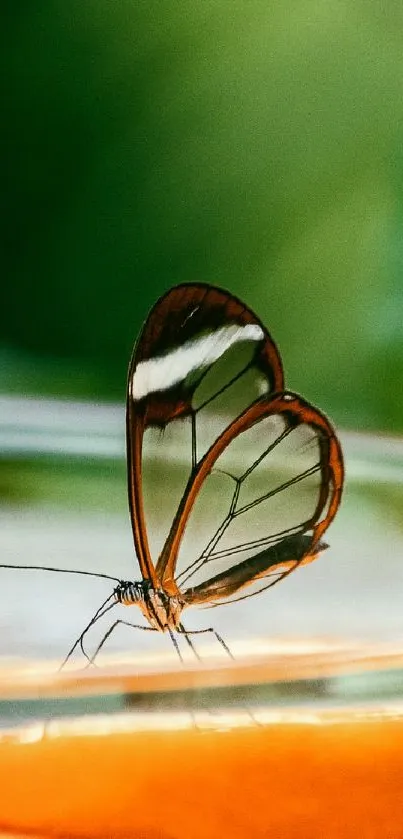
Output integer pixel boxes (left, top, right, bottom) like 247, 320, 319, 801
2, 456, 402, 538
0, 458, 126, 511
2, 1, 403, 431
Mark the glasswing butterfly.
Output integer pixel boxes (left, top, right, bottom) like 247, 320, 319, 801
1, 284, 344, 667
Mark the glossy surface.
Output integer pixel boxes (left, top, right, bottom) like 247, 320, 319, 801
0, 696, 403, 839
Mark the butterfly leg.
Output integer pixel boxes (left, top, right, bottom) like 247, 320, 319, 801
178, 625, 262, 726
176, 626, 202, 661
59, 595, 117, 671
178, 623, 234, 659
167, 626, 185, 663
88, 619, 156, 666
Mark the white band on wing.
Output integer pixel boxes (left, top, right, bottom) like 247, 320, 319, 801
132, 323, 264, 400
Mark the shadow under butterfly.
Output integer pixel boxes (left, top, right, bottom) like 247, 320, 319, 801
1, 284, 344, 668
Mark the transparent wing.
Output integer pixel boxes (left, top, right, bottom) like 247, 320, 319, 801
169, 392, 344, 606
126, 283, 284, 587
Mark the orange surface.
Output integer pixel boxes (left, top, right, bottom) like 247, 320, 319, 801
2, 638, 403, 700
1, 643, 403, 839
0, 705, 403, 839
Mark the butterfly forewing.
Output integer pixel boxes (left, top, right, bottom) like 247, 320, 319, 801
126, 284, 285, 587
140, 422, 193, 564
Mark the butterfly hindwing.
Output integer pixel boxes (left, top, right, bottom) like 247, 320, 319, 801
175, 392, 343, 607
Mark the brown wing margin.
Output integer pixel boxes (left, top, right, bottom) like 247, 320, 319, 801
125, 404, 156, 584
156, 391, 344, 596
126, 283, 285, 585
182, 534, 329, 607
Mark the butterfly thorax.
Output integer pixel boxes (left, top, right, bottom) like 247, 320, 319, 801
114, 580, 184, 631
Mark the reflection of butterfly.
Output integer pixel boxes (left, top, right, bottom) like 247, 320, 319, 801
1, 284, 344, 667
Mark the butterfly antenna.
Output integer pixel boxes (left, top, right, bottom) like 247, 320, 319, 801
0, 564, 120, 583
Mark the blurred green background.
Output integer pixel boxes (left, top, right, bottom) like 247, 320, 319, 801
3, 1, 403, 432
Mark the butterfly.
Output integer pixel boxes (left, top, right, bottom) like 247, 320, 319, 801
1, 284, 344, 667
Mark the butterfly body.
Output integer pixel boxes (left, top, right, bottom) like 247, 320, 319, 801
114, 580, 184, 631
